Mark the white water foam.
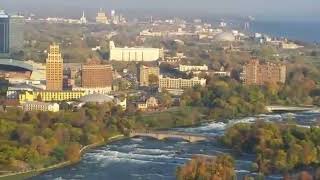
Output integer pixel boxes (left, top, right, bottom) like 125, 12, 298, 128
235, 169, 250, 173
87, 149, 177, 164
181, 122, 226, 133
131, 173, 173, 178
134, 148, 173, 155
131, 138, 144, 142
53, 177, 65, 180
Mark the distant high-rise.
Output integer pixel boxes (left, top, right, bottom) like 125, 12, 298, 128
81, 59, 113, 88
9, 15, 25, 51
46, 44, 63, 91
0, 10, 9, 54
242, 59, 286, 85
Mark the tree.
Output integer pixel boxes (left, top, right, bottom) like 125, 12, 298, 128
36, 94, 42, 102
31, 136, 51, 156
298, 171, 313, 180
158, 92, 172, 108
148, 74, 159, 85
65, 143, 81, 162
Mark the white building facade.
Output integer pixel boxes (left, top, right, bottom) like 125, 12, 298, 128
179, 64, 209, 72
109, 41, 163, 62
22, 101, 60, 112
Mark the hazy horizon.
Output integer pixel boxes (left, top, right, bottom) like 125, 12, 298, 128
1, 0, 320, 22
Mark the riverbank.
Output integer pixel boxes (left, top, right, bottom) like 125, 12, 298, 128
0, 134, 126, 180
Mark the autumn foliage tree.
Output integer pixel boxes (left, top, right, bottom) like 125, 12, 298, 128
222, 122, 320, 174
177, 155, 236, 180
65, 143, 81, 162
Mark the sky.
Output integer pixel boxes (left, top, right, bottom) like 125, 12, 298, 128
1, 0, 320, 21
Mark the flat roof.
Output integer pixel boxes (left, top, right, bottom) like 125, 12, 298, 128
0, 59, 33, 71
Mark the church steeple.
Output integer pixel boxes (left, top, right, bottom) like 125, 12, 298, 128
80, 10, 87, 24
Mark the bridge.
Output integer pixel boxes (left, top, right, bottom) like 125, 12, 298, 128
130, 131, 214, 143
266, 106, 316, 113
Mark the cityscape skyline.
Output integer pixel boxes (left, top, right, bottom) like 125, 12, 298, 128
1, 0, 320, 21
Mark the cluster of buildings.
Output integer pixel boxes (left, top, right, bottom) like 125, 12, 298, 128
28, 9, 126, 25
4, 43, 125, 112
254, 33, 304, 49
0, 7, 292, 113
139, 20, 244, 42
95, 9, 126, 25
137, 63, 207, 96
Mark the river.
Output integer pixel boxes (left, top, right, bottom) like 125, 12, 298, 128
31, 110, 320, 180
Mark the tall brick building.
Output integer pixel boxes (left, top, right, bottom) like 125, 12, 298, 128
242, 59, 286, 85
46, 44, 63, 91
81, 59, 113, 88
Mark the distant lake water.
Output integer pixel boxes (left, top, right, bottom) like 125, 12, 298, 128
250, 21, 320, 43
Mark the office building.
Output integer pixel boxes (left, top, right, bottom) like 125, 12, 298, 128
81, 59, 113, 88
22, 101, 59, 112
159, 75, 206, 90
242, 59, 286, 85
46, 44, 63, 91
138, 64, 160, 86
96, 9, 108, 24
9, 15, 25, 51
109, 41, 163, 62
0, 10, 9, 54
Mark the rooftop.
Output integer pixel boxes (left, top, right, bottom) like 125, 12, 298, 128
0, 59, 33, 71
80, 93, 114, 103
0, 10, 9, 18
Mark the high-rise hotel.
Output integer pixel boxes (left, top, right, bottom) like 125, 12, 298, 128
242, 59, 286, 85
81, 59, 113, 88
46, 44, 63, 90
0, 10, 9, 54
